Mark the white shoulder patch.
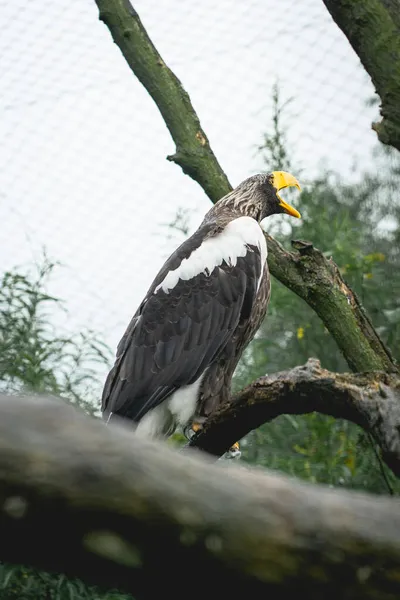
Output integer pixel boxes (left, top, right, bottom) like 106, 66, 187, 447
155, 216, 267, 294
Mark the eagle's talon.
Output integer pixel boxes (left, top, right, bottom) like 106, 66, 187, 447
184, 421, 203, 440
224, 442, 241, 460
227, 449, 241, 459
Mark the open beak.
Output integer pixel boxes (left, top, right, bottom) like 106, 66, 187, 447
271, 171, 301, 218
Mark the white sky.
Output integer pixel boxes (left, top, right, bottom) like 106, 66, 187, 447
1, 0, 378, 392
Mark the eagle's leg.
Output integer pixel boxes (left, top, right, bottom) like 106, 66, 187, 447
184, 421, 241, 459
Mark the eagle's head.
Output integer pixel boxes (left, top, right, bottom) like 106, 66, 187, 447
220, 171, 301, 222
260, 171, 301, 220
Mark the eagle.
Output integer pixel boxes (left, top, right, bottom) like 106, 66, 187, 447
102, 171, 301, 455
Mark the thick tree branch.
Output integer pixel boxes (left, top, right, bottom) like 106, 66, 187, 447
322, 0, 400, 152
189, 358, 400, 477
94, 0, 397, 375
1, 393, 400, 599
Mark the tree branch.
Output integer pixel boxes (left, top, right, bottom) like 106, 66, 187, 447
267, 237, 397, 373
189, 358, 400, 477
322, 0, 400, 152
94, 0, 397, 375
96, 0, 231, 202
1, 393, 400, 599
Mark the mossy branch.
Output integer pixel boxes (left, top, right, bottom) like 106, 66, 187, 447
1, 393, 400, 599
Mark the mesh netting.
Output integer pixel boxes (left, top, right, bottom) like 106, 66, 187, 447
1, 0, 377, 387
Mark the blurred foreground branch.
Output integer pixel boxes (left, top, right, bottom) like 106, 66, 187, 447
0, 393, 400, 599
94, 0, 398, 375
322, 0, 400, 152
189, 358, 400, 477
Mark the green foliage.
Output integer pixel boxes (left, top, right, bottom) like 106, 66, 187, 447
242, 415, 399, 494
0, 256, 111, 413
236, 86, 400, 495
0, 258, 131, 600
258, 83, 294, 171
0, 565, 127, 600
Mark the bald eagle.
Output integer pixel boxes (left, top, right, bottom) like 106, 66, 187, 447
102, 172, 301, 453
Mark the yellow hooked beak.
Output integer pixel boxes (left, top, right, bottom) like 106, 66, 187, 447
271, 171, 302, 218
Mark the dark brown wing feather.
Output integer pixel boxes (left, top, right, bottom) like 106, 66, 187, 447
101, 225, 263, 423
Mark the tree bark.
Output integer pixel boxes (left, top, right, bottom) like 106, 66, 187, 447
322, 0, 400, 152
0, 393, 400, 600
188, 358, 400, 477
93, 0, 398, 375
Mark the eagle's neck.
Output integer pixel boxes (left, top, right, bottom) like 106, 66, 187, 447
202, 188, 263, 225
